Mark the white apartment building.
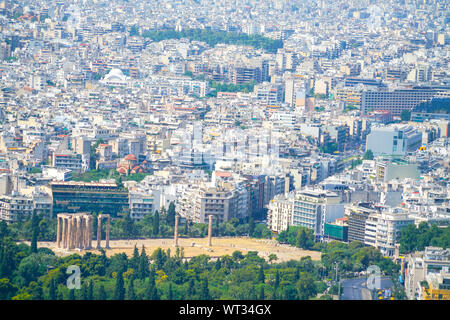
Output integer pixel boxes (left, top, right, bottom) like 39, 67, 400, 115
129, 192, 154, 221
267, 189, 344, 238
42, 167, 72, 181
52, 153, 83, 173
178, 183, 249, 224
365, 208, 415, 256
0, 194, 34, 223
267, 193, 294, 233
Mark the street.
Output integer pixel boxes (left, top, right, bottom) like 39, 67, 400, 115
340, 277, 394, 300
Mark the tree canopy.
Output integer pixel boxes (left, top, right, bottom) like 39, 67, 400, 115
141, 29, 283, 53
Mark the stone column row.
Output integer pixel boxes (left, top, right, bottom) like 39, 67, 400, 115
56, 214, 93, 250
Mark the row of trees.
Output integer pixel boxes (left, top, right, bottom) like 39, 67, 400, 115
141, 29, 283, 53
7, 213, 56, 242
276, 226, 315, 250
276, 226, 402, 280
72, 168, 150, 184
109, 210, 272, 241
208, 81, 256, 95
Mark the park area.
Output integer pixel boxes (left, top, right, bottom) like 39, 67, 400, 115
34, 236, 322, 262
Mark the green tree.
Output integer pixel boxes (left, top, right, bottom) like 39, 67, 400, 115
19, 281, 43, 300
296, 229, 308, 249
296, 272, 317, 300
167, 202, 176, 226
214, 258, 222, 270
127, 278, 136, 300
68, 288, 75, 300
268, 254, 278, 264
232, 250, 244, 262
168, 282, 174, 300
400, 109, 411, 121
30, 213, 39, 253
258, 266, 265, 283
144, 270, 159, 300
399, 224, 419, 253
97, 284, 107, 300
363, 149, 374, 160
114, 272, 125, 300
0, 278, 17, 300
88, 279, 94, 300
199, 278, 210, 300
294, 266, 300, 282
152, 210, 160, 237
283, 285, 298, 300
274, 270, 280, 289
48, 278, 57, 300
122, 213, 136, 239
130, 245, 140, 271
138, 246, 149, 280
258, 285, 265, 300
153, 248, 166, 271
248, 217, 255, 237
187, 278, 196, 299
81, 281, 89, 300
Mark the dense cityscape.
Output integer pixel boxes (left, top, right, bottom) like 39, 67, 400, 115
0, 0, 449, 303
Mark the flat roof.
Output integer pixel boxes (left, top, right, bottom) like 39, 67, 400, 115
50, 181, 118, 187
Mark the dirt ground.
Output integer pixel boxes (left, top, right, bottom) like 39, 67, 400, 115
35, 237, 321, 262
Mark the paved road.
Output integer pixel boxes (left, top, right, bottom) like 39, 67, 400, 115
340, 278, 366, 300
340, 277, 394, 300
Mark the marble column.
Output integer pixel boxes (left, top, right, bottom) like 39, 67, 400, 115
77, 217, 83, 249
62, 217, 67, 249
208, 215, 213, 247
75, 217, 79, 249
84, 216, 89, 249
97, 216, 102, 249
56, 216, 61, 248
87, 215, 93, 249
75, 217, 83, 248
66, 217, 71, 249
105, 216, 110, 249
69, 218, 76, 250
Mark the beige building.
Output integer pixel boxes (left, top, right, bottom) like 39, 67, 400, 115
267, 193, 294, 233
